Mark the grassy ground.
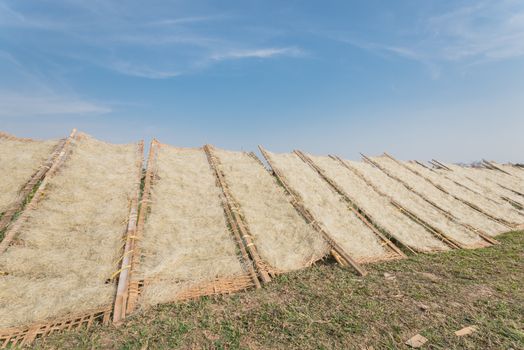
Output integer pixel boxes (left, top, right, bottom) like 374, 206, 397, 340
33, 231, 523, 349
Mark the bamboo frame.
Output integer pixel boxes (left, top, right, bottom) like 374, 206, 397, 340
0, 306, 111, 348
0, 129, 77, 253
258, 146, 367, 276
330, 155, 461, 251
112, 141, 145, 324
360, 154, 496, 247
204, 145, 268, 284
383, 153, 515, 229
246, 152, 332, 272
0, 136, 146, 345
0, 134, 72, 233
293, 150, 408, 258
125, 142, 259, 317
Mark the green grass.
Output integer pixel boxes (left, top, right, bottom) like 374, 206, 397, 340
32, 231, 524, 349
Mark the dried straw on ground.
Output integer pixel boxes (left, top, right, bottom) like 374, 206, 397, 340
440, 163, 524, 208
214, 149, 329, 272
0, 137, 58, 214
135, 145, 247, 307
369, 156, 507, 235
0, 134, 140, 329
404, 162, 523, 224
264, 151, 389, 261
309, 155, 448, 252
347, 160, 486, 247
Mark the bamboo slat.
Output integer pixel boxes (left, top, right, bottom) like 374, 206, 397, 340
147, 275, 255, 302
259, 146, 367, 276
0, 306, 111, 348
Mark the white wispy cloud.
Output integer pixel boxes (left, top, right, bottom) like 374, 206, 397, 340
146, 15, 226, 27
0, 91, 111, 117
210, 47, 304, 61
0, 1, 307, 81
335, 1, 524, 77
424, 1, 524, 62
109, 61, 181, 79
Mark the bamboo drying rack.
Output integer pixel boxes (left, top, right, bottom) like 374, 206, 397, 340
440, 163, 524, 209
122, 143, 260, 321
0, 129, 77, 253
383, 153, 516, 229
204, 144, 272, 283
0, 134, 72, 232
0, 133, 144, 346
258, 146, 367, 276
360, 154, 497, 247
293, 150, 407, 259
427, 162, 499, 202
330, 155, 459, 252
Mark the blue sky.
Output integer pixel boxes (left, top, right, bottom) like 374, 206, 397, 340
1, 0, 523, 162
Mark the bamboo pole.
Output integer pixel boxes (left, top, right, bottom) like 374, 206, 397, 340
247, 151, 266, 168
431, 159, 452, 171
126, 140, 158, 315
112, 141, 144, 324
204, 145, 270, 284
482, 160, 512, 175
293, 150, 407, 258
259, 146, 367, 276
413, 160, 431, 170
0, 129, 77, 253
